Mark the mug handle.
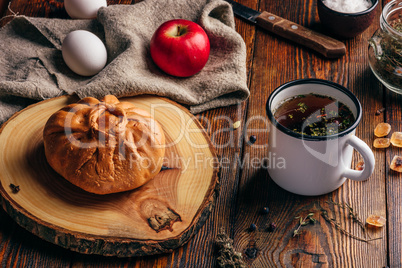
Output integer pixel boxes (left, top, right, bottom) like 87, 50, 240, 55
342, 135, 375, 181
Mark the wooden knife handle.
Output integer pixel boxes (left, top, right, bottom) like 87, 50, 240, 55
256, 11, 346, 58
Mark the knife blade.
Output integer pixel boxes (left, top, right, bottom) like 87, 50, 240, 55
225, 0, 346, 58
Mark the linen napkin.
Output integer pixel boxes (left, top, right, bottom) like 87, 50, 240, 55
0, 0, 249, 125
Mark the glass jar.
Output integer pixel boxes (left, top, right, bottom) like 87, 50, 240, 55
368, 0, 402, 93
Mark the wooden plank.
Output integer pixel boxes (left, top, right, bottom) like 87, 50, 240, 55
232, 0, 388, 267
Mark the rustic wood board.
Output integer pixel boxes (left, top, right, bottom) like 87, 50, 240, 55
0, 95, 219, 257
230, 0, 387, 267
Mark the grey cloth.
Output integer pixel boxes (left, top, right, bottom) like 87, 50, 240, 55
0, 0, 249, 125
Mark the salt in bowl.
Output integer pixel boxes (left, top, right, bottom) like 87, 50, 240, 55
317, 0, 379, 38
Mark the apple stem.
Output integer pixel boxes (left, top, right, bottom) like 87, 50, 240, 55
176, 25, 187, 36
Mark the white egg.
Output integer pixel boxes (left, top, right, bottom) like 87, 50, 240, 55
62, 30, 107, 76
64, 0, 107, 19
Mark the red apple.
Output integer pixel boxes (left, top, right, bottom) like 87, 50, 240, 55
150, 19, 210, 77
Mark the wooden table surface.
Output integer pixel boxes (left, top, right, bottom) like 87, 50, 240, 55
0, 0, 399, 267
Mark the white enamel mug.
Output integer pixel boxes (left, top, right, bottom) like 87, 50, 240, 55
266, 79, 375, 196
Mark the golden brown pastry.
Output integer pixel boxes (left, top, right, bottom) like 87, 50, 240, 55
43, 95, 165, 194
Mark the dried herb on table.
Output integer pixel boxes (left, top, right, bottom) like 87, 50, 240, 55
375, 107, 385, 116
215, 228, 246, 268
293, 213, 315, 237
244, 247, 258, 259
371, 19, 402, 89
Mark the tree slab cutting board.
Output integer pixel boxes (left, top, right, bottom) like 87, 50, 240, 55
0, 95, 219, 257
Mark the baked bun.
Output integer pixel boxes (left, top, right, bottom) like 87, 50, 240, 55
43, 95, 165, 194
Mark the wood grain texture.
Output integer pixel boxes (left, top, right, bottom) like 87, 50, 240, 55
256, 11, 346, 58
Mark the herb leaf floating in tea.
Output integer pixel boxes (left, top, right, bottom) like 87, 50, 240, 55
215, 228, 246, 268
